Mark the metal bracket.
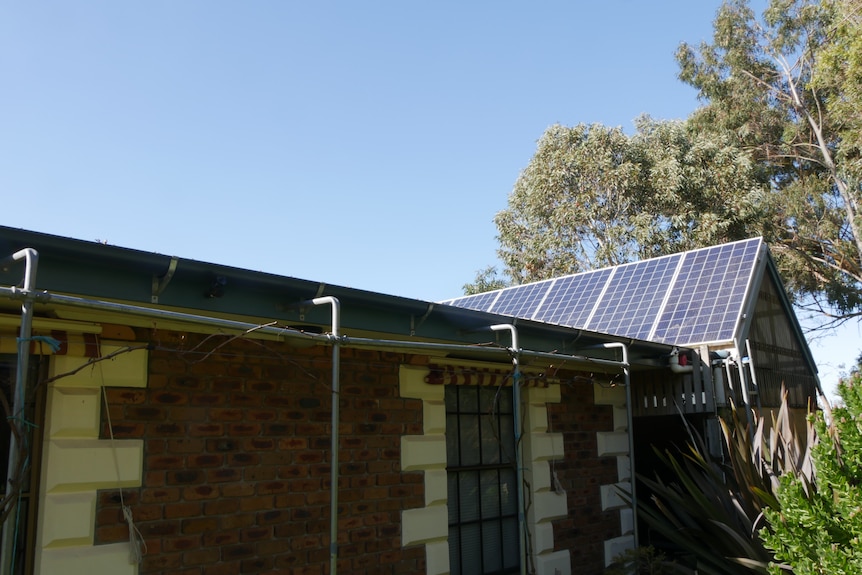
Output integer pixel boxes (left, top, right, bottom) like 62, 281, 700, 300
410, 304, 435, 336
152, 256, 179, 303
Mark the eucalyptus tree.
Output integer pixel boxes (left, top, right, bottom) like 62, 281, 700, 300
474, 0, 862, 330
487, 118, 765, 287
677, 0, 862, 324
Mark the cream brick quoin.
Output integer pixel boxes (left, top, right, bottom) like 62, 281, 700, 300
593, 384, 635, 567
399, 365, 571, 575
34, 341, 148, 575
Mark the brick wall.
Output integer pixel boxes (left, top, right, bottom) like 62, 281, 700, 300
95, 331, 426, 575
548, 377, 620, 575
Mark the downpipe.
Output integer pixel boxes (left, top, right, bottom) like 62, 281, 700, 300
306, 297, 341, 575
1, 248, 39, 575
490, 324, 527, 575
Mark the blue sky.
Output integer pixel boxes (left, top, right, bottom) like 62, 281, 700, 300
1, 1, 857, 394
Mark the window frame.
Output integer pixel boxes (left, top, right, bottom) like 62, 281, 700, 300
445, 384, 520, 575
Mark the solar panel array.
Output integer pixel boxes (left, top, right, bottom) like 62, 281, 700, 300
442, 238, 764, 346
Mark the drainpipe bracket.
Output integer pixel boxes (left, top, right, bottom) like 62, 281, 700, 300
151, 256, 179, 304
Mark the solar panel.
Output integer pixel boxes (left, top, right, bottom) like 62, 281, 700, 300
442, 290, 500, 313
441, 237, 765, 347
650, 238, 761, 345
586, 254, 681, 340
491, 280, 553, 317
533, 268, 614, 327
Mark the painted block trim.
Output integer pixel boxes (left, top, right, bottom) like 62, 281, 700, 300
523, 385, 569, 571
604, 535, 635, 567
35, 340, 148, 575
42, 438, 144, 494
37, 543, 138, 575
594, 383, 635, 569
39, 492, 97, 549
50, 341, 148, 389
399, 365, 450, 572
401, 504, 448, 547
534, 550, 572, 575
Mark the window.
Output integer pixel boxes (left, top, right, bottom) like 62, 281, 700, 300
445, 384, 520, 575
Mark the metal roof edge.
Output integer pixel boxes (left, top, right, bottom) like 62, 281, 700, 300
0, 226, 677, 367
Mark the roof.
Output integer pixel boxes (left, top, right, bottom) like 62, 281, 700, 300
441, 238, 810, 354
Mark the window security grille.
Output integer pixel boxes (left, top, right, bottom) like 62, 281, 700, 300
445, 384, 520, 575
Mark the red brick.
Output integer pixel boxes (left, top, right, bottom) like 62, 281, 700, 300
107, 389, 147, 404
95, 524, 129, 543
182, 485, 219, 500
203, 498, 239, 515
241, 557, 274, 573
141, 487, 180, 504
167, 438, 206, 453
153, 391, 188, 405
206, 467, 241, 483
167, 469, 204, 485
243, 437, 275, 451
221, 482, 255, 497
149, 421, 186, 435
165, 502, 201, 519
278, 464, 309, 479
182, 517, 218, 534
163, 535, 201, 552
210, 408, 243, 421
142, 552, 183, 572
228, 422, 261, 435
138, 520, 180, 537
126, 405, 167, 420
227, 451, 259, 466
256, 481, 289, 495
241, 526, 272, 542
274, 493, 306, 508
183, 547, 220, 565
244, 466, 277, 481
202, 561, 241, 575
189, 453, 223, 467
146, 455, 185, 470
203, 529, 240, 546
289, 478, 322, 492
190, 392, 226, 405
144, 470, 166, 487
239, 495, 274, 512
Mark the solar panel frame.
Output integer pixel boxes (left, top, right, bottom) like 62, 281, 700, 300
490, 281, 554, 318
439, 237, 765, 348
532, 267, 614, 328
650, 238, 762, 345
586, 253, 682, 341
442, 290, 501, 313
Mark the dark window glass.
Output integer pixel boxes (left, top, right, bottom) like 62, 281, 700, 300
446, 385, 520, 575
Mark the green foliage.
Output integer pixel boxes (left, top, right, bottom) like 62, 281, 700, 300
605, 546, 678, 575
761, 371, 862, 573
492, 119, 765, 285
677, 0, 862, 321
462, 265, 510, 295
636, 395, 813, 574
